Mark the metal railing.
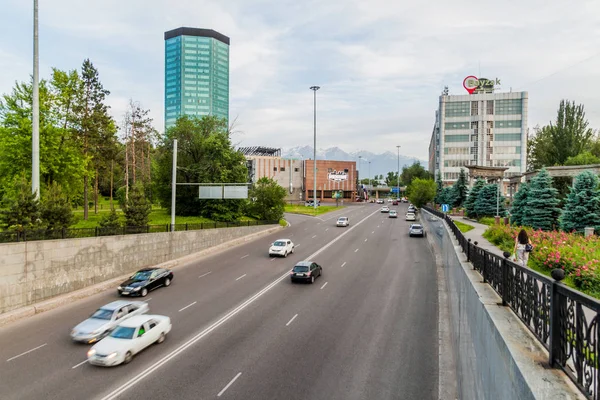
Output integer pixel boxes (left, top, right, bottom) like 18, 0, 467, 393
424, 206, 600, 399
0, 220, 279, 244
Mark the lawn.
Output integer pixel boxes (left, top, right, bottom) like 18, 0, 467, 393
454, 221, 474, 233
284, 204, 343, 216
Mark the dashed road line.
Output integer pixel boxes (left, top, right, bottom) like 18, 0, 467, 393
312, 235, 317, 239
199, 271, 212, 278
178, 301, 197, 312
218, 372, 242, 397
6, 343, 47, 362
72, 359, 88, 369
236, 274, 247, 281
364, 238, 368, 242
240, 254, 249, 259
286, 314, 298, 326
341, 262, 347, 268
320, 282, 328, 290
355, 248, 359, 253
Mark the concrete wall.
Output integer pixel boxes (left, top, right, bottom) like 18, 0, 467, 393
247, 156, 304, 201
0, 224, 277, 315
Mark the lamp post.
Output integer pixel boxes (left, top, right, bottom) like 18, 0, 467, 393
496, 177, 501, 221
396, 145, 401, 199
32, 0, 40, 198
368, 161, 371, 199
358, 155, 362, 199
310, 86, 320, 211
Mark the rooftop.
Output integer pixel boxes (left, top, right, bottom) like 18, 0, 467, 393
164, 27, 230, 45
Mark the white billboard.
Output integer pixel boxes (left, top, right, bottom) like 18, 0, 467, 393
328, 170, 348, 181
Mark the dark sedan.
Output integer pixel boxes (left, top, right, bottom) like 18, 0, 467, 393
118, 268, 173, 297
290, 261, 322, 284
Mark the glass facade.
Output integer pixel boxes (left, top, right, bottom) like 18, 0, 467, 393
164, 30, 229, 131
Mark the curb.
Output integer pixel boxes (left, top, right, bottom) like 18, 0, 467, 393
0, 224, 283, 328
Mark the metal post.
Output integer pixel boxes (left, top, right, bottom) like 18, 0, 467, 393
171, 139, 178, 231
496, 178, 500, 218
396, 145, 401, 199
310, 86, 320, 211
32, 0, 40, 199
368, 161, 371, 199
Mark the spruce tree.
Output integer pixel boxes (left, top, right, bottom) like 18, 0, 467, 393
559, 171, 600, 233
522, 168, 560, 231
510, 183, 529, 227
99, 208, 122, 229
452, 168, 469, 208
41, 182, 74, 230
464, 178, 486, 218
0, 177, 42, 231
121, 184, 152, 227
474, 184, 505, 218
434, 172, 443, 204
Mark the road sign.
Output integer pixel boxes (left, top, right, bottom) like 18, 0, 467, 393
391, 187, 399, 193
442, 204, 450, 212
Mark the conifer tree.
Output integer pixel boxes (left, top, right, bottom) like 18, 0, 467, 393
452, 168, 469, 208
510, 183, 529, 227
522, 168, 560, 231
559, 171, 600, 233
121, 184, 151, 227
474, 184, 505, 218
464, 178, 486, 218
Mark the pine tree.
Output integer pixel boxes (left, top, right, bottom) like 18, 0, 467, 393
522, 168, 560, 231
0, 177, 42, 231
434, 172, 443, 204
121, 184, 151, 227
559, 171, 600, 233
464, 178, 486, 218
474, 184, 505, 218
99, 208, 122, 229
510, 183, 529, 226
452, 168, 469, 207
41, 182, 74, 230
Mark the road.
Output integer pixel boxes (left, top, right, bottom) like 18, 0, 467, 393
0, 203, 439, 400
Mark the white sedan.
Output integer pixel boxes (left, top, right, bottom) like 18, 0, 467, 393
269, 239, 295, 257
406, 212, 416, 221
336, 217, 349, 227
87, 315, 171, 367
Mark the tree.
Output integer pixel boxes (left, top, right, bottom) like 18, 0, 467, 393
0, 176, 42, 231
40, 182, 74, 230
474, 184, 505, 218
434, 172, 443, 204
98, 208, 121, 229
509, 183, 529, 227
437, 187, 454, 207
385, 171, 399, 187
528, 100, 594, 169
407, 178, 436, 208
464, 178, 486, 218
400, 161, 431, 187
564, 152, 600, 166
450, 168, 469, 208
559, 171, 600, 233
522, 168, 560, 231
248, 177, 286, 221
121, 184, 152, 227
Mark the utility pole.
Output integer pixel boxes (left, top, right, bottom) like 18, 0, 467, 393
171, 139, 178, 231
32, 0, 40, 198
396, 145, 401, 199
310, 86, 320, 211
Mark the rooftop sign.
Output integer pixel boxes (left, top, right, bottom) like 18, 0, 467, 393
463, 76, 500, 94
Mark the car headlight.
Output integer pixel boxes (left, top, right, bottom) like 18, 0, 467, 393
118, 286, 123, 290
71, 329, 77, 336
133, 287, 141, 291
106, 352, 118, 359
87, 349, 96, 358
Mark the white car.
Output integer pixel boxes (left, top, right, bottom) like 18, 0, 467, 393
389, 210, 398, 218
381, 206, 390, 213
336, 217, 350, 227
376, 199, 384, 204
387, 198, 393, 203
71, 300, 149, 344
406, 212, 416, 221
87, 314, 172, 367
269, 239, 295, 257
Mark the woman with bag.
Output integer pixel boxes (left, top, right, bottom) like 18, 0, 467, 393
514, 229, 533, 267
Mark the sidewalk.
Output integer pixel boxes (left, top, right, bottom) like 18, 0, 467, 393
453, 217, 506, 257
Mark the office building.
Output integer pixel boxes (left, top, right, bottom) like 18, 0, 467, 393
164, 27, 230, 131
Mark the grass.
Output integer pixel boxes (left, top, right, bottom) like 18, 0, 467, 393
284, 204, 343, 216
454, 221, 475, 233
478, 217, 496, 226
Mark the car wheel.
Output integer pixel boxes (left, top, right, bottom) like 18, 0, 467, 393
310, 276, 315, 284
291, 247, 294, 254
320, 268, 323, 277
157, 333, 166, 344
164, 278, 171, 287
124, 351, 133, 364
140, 288, 148, 297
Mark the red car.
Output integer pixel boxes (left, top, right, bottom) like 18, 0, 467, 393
392, 200, 399, 205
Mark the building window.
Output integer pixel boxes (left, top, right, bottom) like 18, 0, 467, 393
495, 133, 522, 141
495, 120, 522, 128
444, 134, 470, 142
445, 122, 469, 130
486, 101, 494, 115
496, 99, 522, 115
471, 101, 478, 116
280, 167, 285, 172
294, 168, 299, 172
273, 167, 278, 172
444, 101, 470, 117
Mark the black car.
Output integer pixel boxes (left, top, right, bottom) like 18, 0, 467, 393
290, 261, 322, 284
118, 268, 173, 297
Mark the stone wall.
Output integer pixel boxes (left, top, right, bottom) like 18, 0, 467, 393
0, 224, 277, 315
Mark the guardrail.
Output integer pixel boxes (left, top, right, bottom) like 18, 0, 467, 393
0, 220, 279, 244
423, 206, 600, 399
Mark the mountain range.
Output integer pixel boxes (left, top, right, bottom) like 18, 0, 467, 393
281, 146, 428, 179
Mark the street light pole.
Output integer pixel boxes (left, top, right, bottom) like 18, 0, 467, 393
496, 177, 500, 218
368, 161, 371, 199
396, 145, 401, 199
310, 86, 320, 211
32, 0, 40, 199
171, 139, 178, 231
358, 155, 362, 199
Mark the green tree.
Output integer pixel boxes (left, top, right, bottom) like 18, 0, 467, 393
559, 171, 600, 233
509, 183, 529, 227
464, 178, 485, 218
400, 161, 431, 187
385, 171, 399, 187
407, 178, 436, 208
0, 177, 42, 231
437, 187, 454, 207
434, 172, 443, 204
528, 100, 594, 169
564, 152, 600, 166
98, 208, 122, 229
474, 184, 505, 218
40, 182, 74, 230
522, 168, 560, 231
451, 168, 469, 207
249, 177, 286, 221
121, 184, 152, 227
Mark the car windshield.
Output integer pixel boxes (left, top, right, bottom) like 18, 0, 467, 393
412, 225, 423, 229
273, 241, 286, 246
338, 218, 347, 221
109, 326, 136, 339
131, 271, 152, 281
90, 309, 113, 320
293, 265, 309, 272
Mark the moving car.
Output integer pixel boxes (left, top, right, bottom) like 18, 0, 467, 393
407, 205, 416, 214
406, 212, 416, 221
87, 314, 172, 367
387, 198, 393, 203
376, 199, 384, 204
269, 239, 295, 257
409, 224, 425, 237
290, 261, 322, 284
71, 300, 149, 344
389, 210, 398, 218
336, 217, 350, 227
392, 200, 399, 205
381, 206, 390, 213
118, 268, 174, 297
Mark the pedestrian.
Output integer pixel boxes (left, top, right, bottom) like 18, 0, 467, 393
514, 229, 533, 267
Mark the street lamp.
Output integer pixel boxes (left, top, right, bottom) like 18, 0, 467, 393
368, 161, 371, 199
358, 155, 362, 198
310, 86, 320, 211
32, 0, 40, 198
396, 145, 401, 199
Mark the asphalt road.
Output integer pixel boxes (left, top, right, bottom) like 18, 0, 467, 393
0, 203, 438, 400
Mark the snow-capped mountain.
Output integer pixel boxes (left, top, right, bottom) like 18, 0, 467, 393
281, 146, 428, 178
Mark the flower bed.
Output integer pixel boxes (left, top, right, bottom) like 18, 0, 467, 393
483, 224, 600, 297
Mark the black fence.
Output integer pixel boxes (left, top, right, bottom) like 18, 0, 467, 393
0, 220, 279, 244
423, 206, 600, 400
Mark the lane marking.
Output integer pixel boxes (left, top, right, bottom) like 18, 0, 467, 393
372, 231, 375, 234
355, 248, 359, 253
341, 262, 347, 268
218, 372, 242, 397
325, 228, 329, 231
178, 301, 197, 312
270, 258, 276, 262
199, 271, 212, 278
97, 207, 381, 400
6, 343, 47, 362
295, 244, 301, 247
286, 314, 298, 326
304, 228, 308, 231
312, 235, 317, 239
236, 274, 247, 281
320, 282, 328, 290
240, 254, 249, 259
144, 298, 153, 302
364, 238, 368, 242
377, 225, 380, 228
72, 359, 88, 369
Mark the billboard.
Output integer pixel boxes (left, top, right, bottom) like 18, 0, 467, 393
463, 76, 500, 94
328, 170, 348, 181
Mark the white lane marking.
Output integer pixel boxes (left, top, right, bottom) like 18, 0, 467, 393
72, 359, 88, 369
6, 343, 47, 362
236, 274, 247, 281
341, 262, 347, 268
304, 228, 308, 231
270, 258, 276, 262
240, 254, 249, 259
371, 231, 375, 234
325, 228, 329, 231
320, 282, 328, 290
218, 372, 242, 397
355, 248, 359, 253
286, 314, 298, 326
377, 225, 380, 228
364, 238, 368, 242
97, 207, 381, 400
312, 235, 317, 239
178, 301, 197, 312
144, 298, 153, 302
199, 271, 212, 278
295, 244, 301, 247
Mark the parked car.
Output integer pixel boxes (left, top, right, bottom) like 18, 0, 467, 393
290, 261, 322, 284
381, 206, 390, 213
409, 224, 425, 237
336, 217, 350, 227
389, 210, 398, 218
71, 300, 149, 344
269, 239, 295, 257
406, 212, 416, 221
305, 200, 321, 207
87, 314, 172, 367
118, 268, 174, 297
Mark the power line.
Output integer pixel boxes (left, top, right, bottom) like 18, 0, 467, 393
516, 52, 600, 90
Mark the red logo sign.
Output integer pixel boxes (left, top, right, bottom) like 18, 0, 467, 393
463, 76, 478, 94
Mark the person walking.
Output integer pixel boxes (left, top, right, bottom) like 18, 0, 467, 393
514, 229, 533, 267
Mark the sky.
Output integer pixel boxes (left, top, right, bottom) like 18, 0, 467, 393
1, 0, 600, 161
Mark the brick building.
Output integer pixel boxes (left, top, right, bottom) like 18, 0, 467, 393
304, 160, 357, 202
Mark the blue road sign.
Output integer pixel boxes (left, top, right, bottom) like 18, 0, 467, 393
391, 187, 399, 193
442, 204, 450, 212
